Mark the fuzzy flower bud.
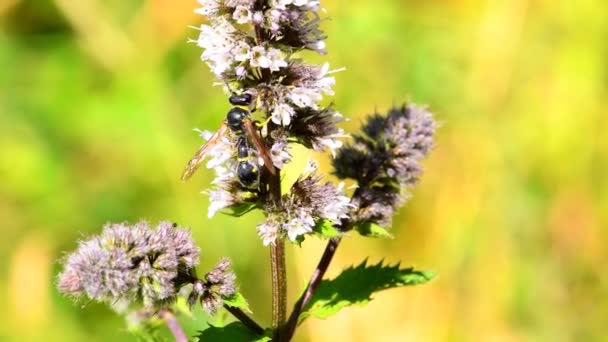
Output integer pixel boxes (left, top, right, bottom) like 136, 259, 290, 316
57, 221, 200, 309
333, 104, 436, 227
187, 258, 238, 315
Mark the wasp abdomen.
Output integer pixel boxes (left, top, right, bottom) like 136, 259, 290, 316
236, 136, 249, 159
236, 161, 259, 188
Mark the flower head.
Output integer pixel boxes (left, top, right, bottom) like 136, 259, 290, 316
290, 105, 346, 155
332, 104, 436, 227
257, 160, 350, 245
187, 258, 238, 315
57, 221, 200, 309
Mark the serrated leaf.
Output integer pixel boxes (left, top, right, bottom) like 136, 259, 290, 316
196, 322, 271, 342
353, 222, 393, 238
313, 219, 342, 238
299, 259, 435, 323
223, 292, 252, 313
221, 202, 258, 217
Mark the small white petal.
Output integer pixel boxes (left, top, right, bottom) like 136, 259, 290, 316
250, 46, 270, 68
233, 41, 251, 62
232, 6, 252, 24
271, 103, 295, 126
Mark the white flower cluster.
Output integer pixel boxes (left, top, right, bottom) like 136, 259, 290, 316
199, 129, 291, 218
257, 160, 351, 245
191, 0, 351, 244
193, 0, 337, 122
193, 17, 288, 78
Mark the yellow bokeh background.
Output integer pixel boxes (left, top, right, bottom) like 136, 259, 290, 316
1, 0, 606, 341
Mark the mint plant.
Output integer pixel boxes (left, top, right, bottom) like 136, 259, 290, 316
57, 1, 437, 341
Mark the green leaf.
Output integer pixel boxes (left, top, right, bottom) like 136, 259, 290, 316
313, 219, 342, 238
353, 222, 394, 238
224, 292, 252, 313
196, 322, 271, 342
222, 202, 258, 217
299, 259, 435, 323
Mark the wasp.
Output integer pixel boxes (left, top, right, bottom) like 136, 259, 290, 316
181, 93, 276, 186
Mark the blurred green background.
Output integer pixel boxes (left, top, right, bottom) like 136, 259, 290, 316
1, 0, 607, 341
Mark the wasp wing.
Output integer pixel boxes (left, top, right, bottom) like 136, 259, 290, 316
243, 119, 277, 175
181, 123, 229, 181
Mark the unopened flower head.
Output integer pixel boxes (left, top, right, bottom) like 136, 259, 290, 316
187, 258, 238, 315
57, 221, 200, 309
290, 105, 346, 155
333, 104, 436, 227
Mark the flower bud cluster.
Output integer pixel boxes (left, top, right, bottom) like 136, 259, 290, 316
333, 104, 437, 227
57, 221, 200, 308
187, 258, 237, 315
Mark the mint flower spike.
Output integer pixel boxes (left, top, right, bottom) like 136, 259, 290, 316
57, 221, 200, 309
333, 104, 437, 227
192, 0, 348, 244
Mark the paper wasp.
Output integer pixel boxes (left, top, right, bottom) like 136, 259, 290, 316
181, 93, 276, 187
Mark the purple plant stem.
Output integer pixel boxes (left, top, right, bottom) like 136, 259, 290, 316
159, 309, 188, 342
224, 304, 265, 335
281, 237, 341, 341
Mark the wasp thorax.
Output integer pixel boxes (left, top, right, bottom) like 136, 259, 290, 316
229, 93, 253, 106
226, 107, 248, 132
236, 161, 259, 188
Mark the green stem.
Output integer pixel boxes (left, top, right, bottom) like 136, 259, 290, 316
268, 169, 287, 340
271, 238, 287, 339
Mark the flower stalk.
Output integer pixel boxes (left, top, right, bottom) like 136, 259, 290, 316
270, 238, 287, 339
283, 237, 341, 341
159, 309, 189, 342
223, 304, 265, 335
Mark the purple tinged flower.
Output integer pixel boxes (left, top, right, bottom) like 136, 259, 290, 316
205, 258, 237, 298
269, 136, 292, 169
187, 258, 238, 315
332, 104, 437, 227
257, 160, 350, 245
257, 216, 282, 246
57, 221, 200, 309
290, 105, 346, 155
